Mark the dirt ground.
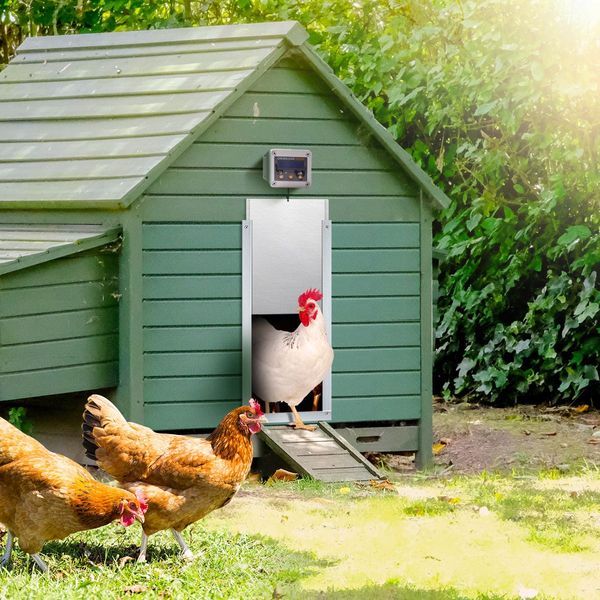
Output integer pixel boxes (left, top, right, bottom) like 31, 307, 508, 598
377, 401, 600, 475
430, 401, 600, 474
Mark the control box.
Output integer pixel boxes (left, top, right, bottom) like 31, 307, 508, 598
263, 149, 312, 188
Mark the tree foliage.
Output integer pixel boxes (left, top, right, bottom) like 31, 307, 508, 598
1, 0, 598, 404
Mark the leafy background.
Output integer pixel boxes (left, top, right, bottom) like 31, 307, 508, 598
1, 0, 598, 405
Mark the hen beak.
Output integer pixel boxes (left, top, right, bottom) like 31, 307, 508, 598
134, 510, 145, 524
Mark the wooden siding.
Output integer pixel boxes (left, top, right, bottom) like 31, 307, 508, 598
142, 223, 242, 430
332, 222, 421, 422
141, 61, 422, 429
0, 250, 119, 400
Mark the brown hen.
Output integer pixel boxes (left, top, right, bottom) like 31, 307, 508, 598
82, 395, 264, 562
0, 416, 146, 572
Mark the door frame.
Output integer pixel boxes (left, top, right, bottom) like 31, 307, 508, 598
242, 198, 332, 424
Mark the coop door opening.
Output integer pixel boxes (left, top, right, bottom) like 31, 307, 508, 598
243, 198, 332, 425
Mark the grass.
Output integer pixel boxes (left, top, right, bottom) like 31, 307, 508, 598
2, 471, 600, 599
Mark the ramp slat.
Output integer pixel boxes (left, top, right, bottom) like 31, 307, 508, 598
259, 422, 382, 482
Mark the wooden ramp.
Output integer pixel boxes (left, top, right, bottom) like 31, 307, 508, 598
259, 422, 382, 482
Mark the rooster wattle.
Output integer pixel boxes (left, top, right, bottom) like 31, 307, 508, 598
252, 288, 334, 431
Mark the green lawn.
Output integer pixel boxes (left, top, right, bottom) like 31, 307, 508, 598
1, 470, 599, 599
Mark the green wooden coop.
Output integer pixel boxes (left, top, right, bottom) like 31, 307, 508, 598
0, 21, 449, 474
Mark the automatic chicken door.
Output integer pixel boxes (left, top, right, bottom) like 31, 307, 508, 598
242, 198, 332, 426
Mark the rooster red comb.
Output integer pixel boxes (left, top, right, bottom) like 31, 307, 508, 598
248, 398, 264, 417
298, 288, 323, 307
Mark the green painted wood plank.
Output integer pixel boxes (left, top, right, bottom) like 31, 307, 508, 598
319, 422, 382, 478
335, 347, 420, 372
151, 168, 416, 197
0, 136, 185, 161
143, 299, 240, 326
113, 213, 144, 423
144, 351, 241, 377
0, 334, 118, 373
18, 21, 303, 51
0, 281, 117, 317
332, 322, 420, 348
258, 428, 320, 479
336, 425, 419, 452
12, 41, 278, 64
1, 48, 276, 82
0, 157, 163, 181
140, 196, 420, 223
333, 223, 420, 248
302, 453, 361, 469
198, 117, 362, 146
0, 307, 118, 345
0, 361, 118, 402
142, 223, 241, 250
0, 254, 116, 290
417, 196, 434, 468
226, 92, 348, 120
0, 178, 142, 204
284, 441, 348, 456
333, 297, 420, 323
329, 197, 420, 222
143, 375, 241, 404
143, 250, 241, 275
265, 428, 331, 443
249, 67, 330, 94
0, 115, 202, 143
333, 372, 420, 396
333, 273, 420, 297
0, 91, 228, 121
0, 71, 249, 102
332, 396, 421, 421
175, 143, 396, 171
333, 249, 420, 273
144, 400, 242, 430
143, 275, 241, 299
143, 326, 241, 352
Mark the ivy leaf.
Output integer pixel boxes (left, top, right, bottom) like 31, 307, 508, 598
557, 226, 592, 247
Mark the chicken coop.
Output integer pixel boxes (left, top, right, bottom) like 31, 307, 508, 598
0, 21, 449, 471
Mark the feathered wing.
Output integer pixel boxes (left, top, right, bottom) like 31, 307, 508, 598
83, 394, 216, 488
0, 417, 48, 466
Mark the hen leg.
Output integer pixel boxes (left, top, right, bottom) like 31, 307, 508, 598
0, 531, 13, 567
171, 529, 194, 560
290, 405, 316, 431
137, 531, 148, 563
30, 553, 48, 573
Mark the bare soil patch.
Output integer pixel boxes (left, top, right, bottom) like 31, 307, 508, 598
430, 402, 600, 474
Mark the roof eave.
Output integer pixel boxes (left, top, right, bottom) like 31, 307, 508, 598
0, 226, 122, 276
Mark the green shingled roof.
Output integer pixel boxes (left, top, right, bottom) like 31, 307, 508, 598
0, 21, 449, 210
0, 224, 121, 275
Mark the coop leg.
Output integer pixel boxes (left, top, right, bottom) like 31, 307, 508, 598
290, 405, 316, 431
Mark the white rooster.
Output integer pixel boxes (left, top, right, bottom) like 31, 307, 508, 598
252, 288, 334, 430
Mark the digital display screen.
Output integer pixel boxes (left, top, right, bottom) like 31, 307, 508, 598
275, 157, 307, 170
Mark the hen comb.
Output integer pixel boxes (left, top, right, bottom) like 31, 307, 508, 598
249, 398, 264, 417
298, 288, 323, 307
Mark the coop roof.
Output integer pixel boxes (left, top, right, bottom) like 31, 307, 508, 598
0, 224, 121, 275
0, 22, 449, 211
